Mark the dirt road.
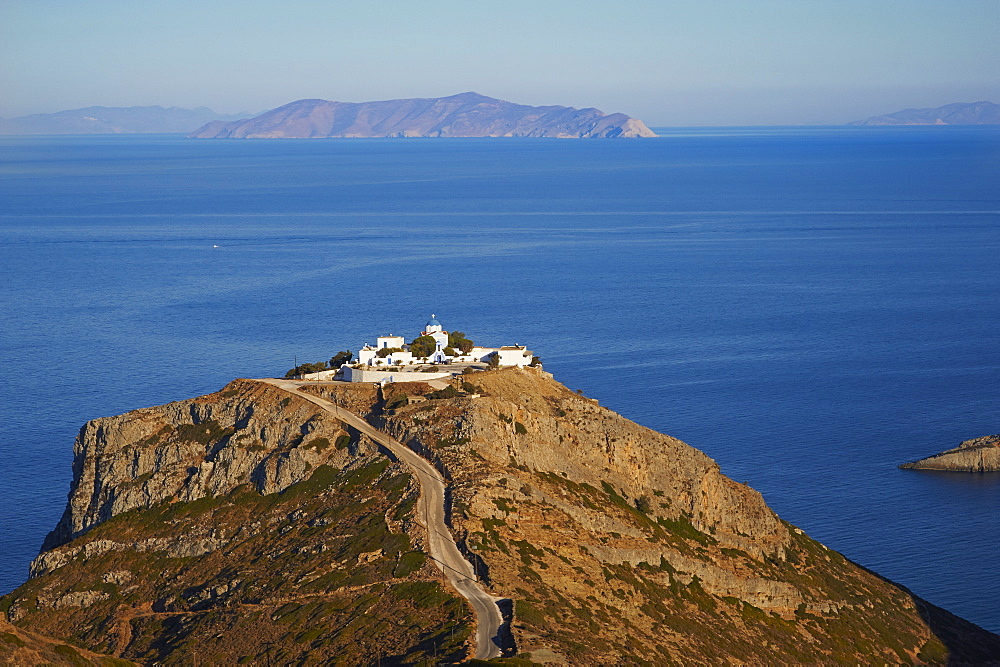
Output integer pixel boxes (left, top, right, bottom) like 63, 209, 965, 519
261, 379, 505, 660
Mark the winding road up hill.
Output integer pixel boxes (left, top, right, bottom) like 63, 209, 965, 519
189, 92, 657, 138
4, 369, 1000, 664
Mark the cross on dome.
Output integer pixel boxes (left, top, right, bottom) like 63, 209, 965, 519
424, 314, 443, 334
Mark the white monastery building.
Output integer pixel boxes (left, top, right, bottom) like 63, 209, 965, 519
341, 315, 534, 383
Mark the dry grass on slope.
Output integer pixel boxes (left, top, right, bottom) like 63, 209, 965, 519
376, 367, 994, 664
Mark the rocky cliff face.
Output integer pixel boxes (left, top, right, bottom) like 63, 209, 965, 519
369, 369, 1000, 663
7, 379, 471, 664
189, 92, 658, 139
900, 434, 1000, 472
4, 370, 1000, 665
41, 379, 379, 552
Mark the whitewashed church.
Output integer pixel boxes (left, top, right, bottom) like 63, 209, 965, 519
344, 315, 533, 383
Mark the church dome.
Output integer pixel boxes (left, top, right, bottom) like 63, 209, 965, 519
426, 315, 441, 328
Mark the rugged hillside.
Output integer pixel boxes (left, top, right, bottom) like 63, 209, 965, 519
0, 106, 250, 135
901, 434, 1000, 472
0, 618, 130, 665
5, 379, 470, 664
4, 370, 1000, 664
848, 101, 1000, 125
189, 92, 657, 139
366, 370, 1000, 663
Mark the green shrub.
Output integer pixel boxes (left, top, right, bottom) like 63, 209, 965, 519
427, 385, 460, 400
285, 361, 328, 378
302, 437, 331, 452
635, 495, 652, 514
329, 350, 353, 367
514, 422, 528, 435
917, 637, 948, 664
393, 497, 416, 521
656, 514, 716, 546
53, 644, 87, 665
492, 498, 516, 513
0, 632, 26, 648
394, 581, 451, 609
386, 394, 409, 410
409, 336, 437, 358
296, 627, 324, 643
340, 459, 390, 491
515, 600, 545, 626
394, 551, 426, 577
175, 420, 233, 446
448, 332, 475, 354
276, 465, 339, 501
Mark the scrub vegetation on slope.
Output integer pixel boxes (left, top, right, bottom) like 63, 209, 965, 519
4, 370, 1000, 664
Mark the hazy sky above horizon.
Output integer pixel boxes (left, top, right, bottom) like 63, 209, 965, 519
2, 0, 997, 126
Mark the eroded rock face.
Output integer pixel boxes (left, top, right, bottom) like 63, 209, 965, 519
379, 369, 789, 555
7, 371, 1000, 665
375, 368, 1000, 663
41, 379, 379, 551
900, 434, 1000, 472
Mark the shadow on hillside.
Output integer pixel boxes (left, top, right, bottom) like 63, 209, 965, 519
911, 593, 1000, 666
849, 558, 1000, 664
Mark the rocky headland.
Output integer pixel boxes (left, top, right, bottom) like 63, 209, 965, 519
900, 434, 1000, 472
188, 92, 657, 139
3, 369, 1000, 664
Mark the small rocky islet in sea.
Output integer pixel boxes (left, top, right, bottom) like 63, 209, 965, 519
3, 317, 1000, 664
900, 434, 1000, 472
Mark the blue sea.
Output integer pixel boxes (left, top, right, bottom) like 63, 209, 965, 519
1, 127, 998, 633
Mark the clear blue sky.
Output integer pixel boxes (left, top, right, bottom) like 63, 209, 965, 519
1, 0, 997, 125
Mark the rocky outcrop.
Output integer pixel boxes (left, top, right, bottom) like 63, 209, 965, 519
370, 369, 1000, 663
900, 434, 1000, 472
5, 371, 1000, 665
189, 92, 658, 139
41, 378, 379, 551
7, 379, 468, 665
377, 372, 788, 558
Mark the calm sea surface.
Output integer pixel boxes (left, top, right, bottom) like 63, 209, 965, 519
1, 128, 998, 632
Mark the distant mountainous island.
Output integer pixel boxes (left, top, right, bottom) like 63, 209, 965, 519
0, 105, 254, 135
848, 101, 1000, 126
189, 92, 657, 139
